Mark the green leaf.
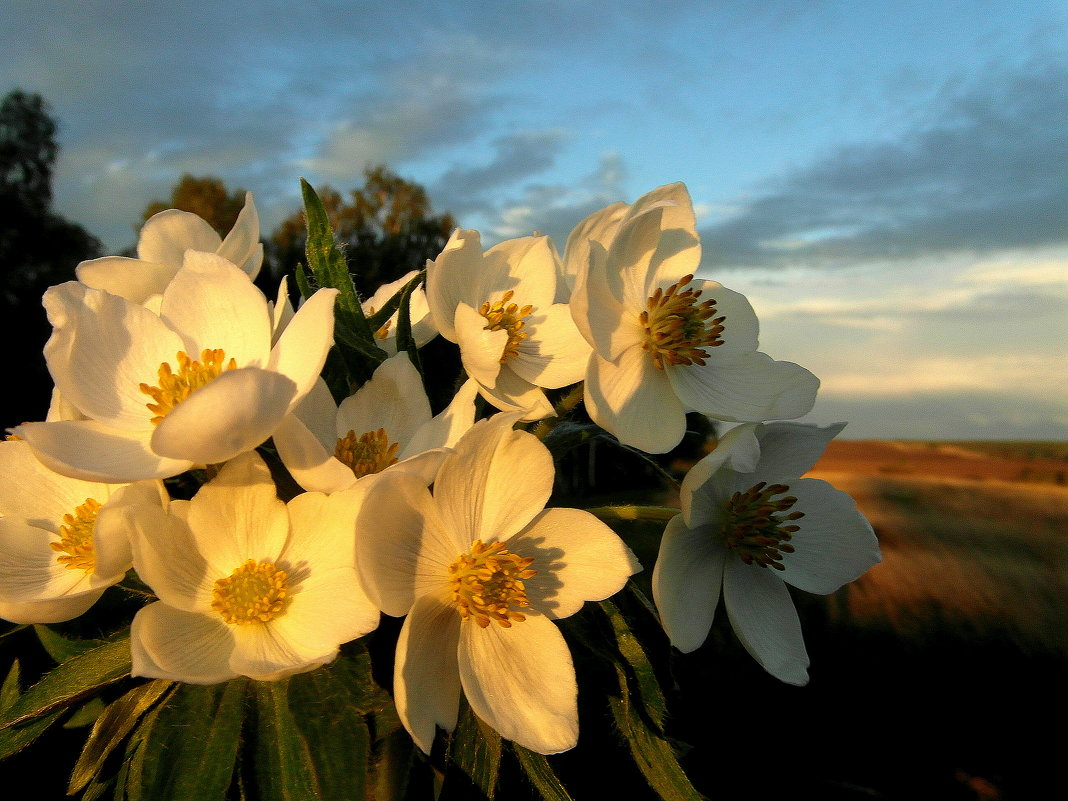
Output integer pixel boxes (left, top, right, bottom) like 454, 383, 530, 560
0, 659, 20, 712
393, 269, 424, 375
68, 679, 172, 794
0, 629, 131, 729
63, 695, 106, 728
510, 744, 574, 801
126, 679, 246, 801
608, 663, 704, 801
34, 623, 105, 662
285, 659, 374, 801
445, 701, 501, 799
599, 598, 668, 732
0, 707, 64, 759
252, 678, 321, 801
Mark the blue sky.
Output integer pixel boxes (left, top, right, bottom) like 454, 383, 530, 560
4, 1, 1067, 439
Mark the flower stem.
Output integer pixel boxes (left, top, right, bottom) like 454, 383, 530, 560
585, 505, 679, 523
531, 383, 585, 440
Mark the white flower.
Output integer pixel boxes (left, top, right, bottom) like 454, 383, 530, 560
15, 252, 337, 482
651, 422, 880, 685
273, 352, 479, 493
361, 270, 437, 355
355, 413, 640, 754
568, 183, 819, 453
426, 231, 590, 421
128, 451, 379, 684
0, 439, 165, 623
76, 192, 263, 305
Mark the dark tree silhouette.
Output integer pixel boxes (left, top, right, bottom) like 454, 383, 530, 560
1, 90, 101, 429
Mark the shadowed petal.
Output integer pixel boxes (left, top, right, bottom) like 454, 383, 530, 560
651, 516, 726, 653
130, 602, 237, 684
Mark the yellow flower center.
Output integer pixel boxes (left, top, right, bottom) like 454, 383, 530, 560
479, 290, 534, 363
640, 274, 725, 370
51, 498, 101, 573
140, 348, 238, 425
334, 428, 400, 478
721, 482, 804, 570
211, 559, 291, 625
448, 539, 537, 628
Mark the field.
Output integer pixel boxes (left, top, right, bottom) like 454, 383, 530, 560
762, 440, 1068, 799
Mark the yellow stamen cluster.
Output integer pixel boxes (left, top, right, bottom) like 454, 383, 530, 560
448, 539, 537, 628
366, 305, 392, 340
51, 498, 101, 573
140, 349, 238, 425
211, 559, 291, 625
721, 482, 803, 570
479, 290, 534, 363
640, 274, 725, 370
335, 428, 400, 478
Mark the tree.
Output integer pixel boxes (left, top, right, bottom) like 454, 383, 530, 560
142, 173, 246, 237
0, 90, 101, 428
269, 165, 456, 296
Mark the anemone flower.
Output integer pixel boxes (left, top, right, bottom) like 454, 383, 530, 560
355, 413, 640, 754
651, 422, 880, 684
568, 183, 819, 453
15, 252, 337, 482
128, 451, 379, 683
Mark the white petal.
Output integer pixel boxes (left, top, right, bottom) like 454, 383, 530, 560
476, 366, 555, 421
130, 602, 237, 684
0, 592, 103, 625
75, 256, 178, 305
393, 592, 462, 754
128, 502, 215, 612
216, 192, 263, 280
426, 229, 482, 343
777, 478, 880, 594
159, 252, 271, 368
454, 302, 507, 389
749, 422, 846, 484
694, 282, 759, 358
0, 518, 90, 602
273, 412, 357, 494
290, 376, 340, 450
434, 415, 553, 546
336, 352, 431, 448
458, 612, 578, 754
229, 620, 335, 681
508, 508, 640, 620
679, 425, 757, 527
508, 304, 591, 389
651, 515, 725, 653
722, 558, 809, 685
400, 378, 479, 458
585, 346, 687, 454
568, 240, 640, 362
137, 209, 221, 266
355, 471, 457, 616
17, 419, 193, 482
186, 452, 290, 571
560, 201, 628, 298
150, 367, 296, 464
480, 235, 559, 312
0, 438, 117, 525
267, 287, 339, 410
270, 567, 379, 659
668, 351, 819, 423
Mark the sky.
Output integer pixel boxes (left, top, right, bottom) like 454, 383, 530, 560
4, 0, 1067, 439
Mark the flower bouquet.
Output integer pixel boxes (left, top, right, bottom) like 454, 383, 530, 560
0, 180, 880, 800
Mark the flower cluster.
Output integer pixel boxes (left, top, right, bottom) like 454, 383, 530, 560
0, 182, 879, 765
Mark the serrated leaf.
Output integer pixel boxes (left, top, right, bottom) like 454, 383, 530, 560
286, 661, 373, 801
63, 695, 106, 728
393, 269, 423, 375
608, 663, 704, 801
599, 598, 668, 732
68, 679, 172, 793
445, 701, 501, 799
511, 744, 574, 801
126, 680, 245, 801
0, 629, 131, 729
253, 678, 321, 801
34, 623, 105, 663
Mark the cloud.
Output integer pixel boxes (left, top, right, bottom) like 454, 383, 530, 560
701, 58, 1068, 270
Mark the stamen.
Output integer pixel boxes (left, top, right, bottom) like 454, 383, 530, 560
479, 290, 534, 363
334, 428, 400, 478
640, 274, 725, 369
366, 305, 392, 340
140, 349, 238, 425
720, 482, 803, 571
448, 539, 537, 628
51, 498, 101, 573
211, 559, 291, 625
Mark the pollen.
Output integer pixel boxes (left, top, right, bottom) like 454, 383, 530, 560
51, 498, 101, 573
211, 559, 291, 625
720, 482, 804, 571
140, 348, 238, 425
479, 290, 534, 363
448, 539, 537, 628
640, 274, 725, 370
335, 428, 400, 478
